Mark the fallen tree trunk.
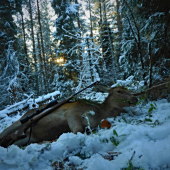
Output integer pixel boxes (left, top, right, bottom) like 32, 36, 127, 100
133, 81, 170, 100
0, 91, 60, 118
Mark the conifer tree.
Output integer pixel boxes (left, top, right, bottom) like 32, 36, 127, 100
0, 0, 25, 109
0, 42, 24, 109
0, 0, 21, 72
39, 0, 57, 94
95, 0, 117, 85
119, 0, 170, 85
52, 0, 80, 97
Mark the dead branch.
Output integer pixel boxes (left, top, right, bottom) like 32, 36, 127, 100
133, 82, 170, 96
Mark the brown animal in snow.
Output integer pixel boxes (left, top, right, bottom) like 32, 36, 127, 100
0, 85, 137, 147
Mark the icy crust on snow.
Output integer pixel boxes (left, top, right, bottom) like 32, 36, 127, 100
0, 99, 170, 170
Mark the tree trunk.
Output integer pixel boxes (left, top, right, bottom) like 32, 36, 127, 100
99, 1, 104, 52
77, 5, 83, 66
21, 12, 28, 57
29, 0, 39, 95
37, 0, 47, 93
103, 0, 117, 82
29, 0, 36, 65
149, 43, 152, 88
86, 37, 94, 81
115, 0, 122, 64
37, 0, 45, 60
21, 11, 30, 76
88, 0, 94, 81
99, 1, 102, 26
37, 33, 44, 95
88, 0, 93, 42
116, 0, 122, 42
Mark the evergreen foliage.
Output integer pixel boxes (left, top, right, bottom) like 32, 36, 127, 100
0, 0, 22, 72
99, 20, 115, 85
0, 0, 170, 109
119, 0, 170, 85
51, 0, 80, 97
0, 42, 23, 109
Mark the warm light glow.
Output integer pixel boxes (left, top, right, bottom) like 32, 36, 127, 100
55, 57, 65, 65
60, 57, 64, 62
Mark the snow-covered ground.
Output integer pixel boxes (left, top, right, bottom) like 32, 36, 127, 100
0, 80, 170, 170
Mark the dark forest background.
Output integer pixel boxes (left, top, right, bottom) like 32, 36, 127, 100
0, 0, 170, 110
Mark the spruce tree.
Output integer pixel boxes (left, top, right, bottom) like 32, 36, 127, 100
0, 0, 24, 109
52, 0, 80, 97
95, 0, 117, 85
0, 0, 21, 71
119, 0, 170, 85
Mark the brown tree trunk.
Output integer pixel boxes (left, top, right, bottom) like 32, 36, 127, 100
88, 0, 94, 81
99, 1, 104, 53
103, 0, 107, 20
86, 37, 94, 81
21, 11, 30, 77
29, 0, 36, 66
102, 0, 117, 82
88, 0, 93, 42
29, 0, 39, 95
21, 12, 28, 57
149, 43, 152, 88
99, 1, 102, 25
37, 0, 46, 92
77, 5, 83, 66
37, 33, 41, 61
115, 0, 122, 64
37, 33, 44, 95
116, 0, 122, 42
37, 0, 45, 60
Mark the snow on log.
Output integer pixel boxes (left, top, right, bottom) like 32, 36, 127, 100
0, 91, 60, 118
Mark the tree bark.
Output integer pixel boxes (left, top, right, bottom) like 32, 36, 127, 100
99, 1, 104, 52
86, 37, 94, 81
103, 0, 117, 82
37, 0, 46, 92
88, 0, 93, 42
37, 33, 44, 95
29, 0, 37, 66
21, 12, 28, 57
37, 0, 45, 60
148, 43, 152, 88
77, 4, 83, 66
87, 0, 94, 81
115, 0, 122, 64
29, 0, 39, 95
116, 0, 122, 42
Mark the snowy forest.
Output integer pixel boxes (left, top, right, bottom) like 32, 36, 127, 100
0, 0, 170, 110
1, 0, 170, 169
